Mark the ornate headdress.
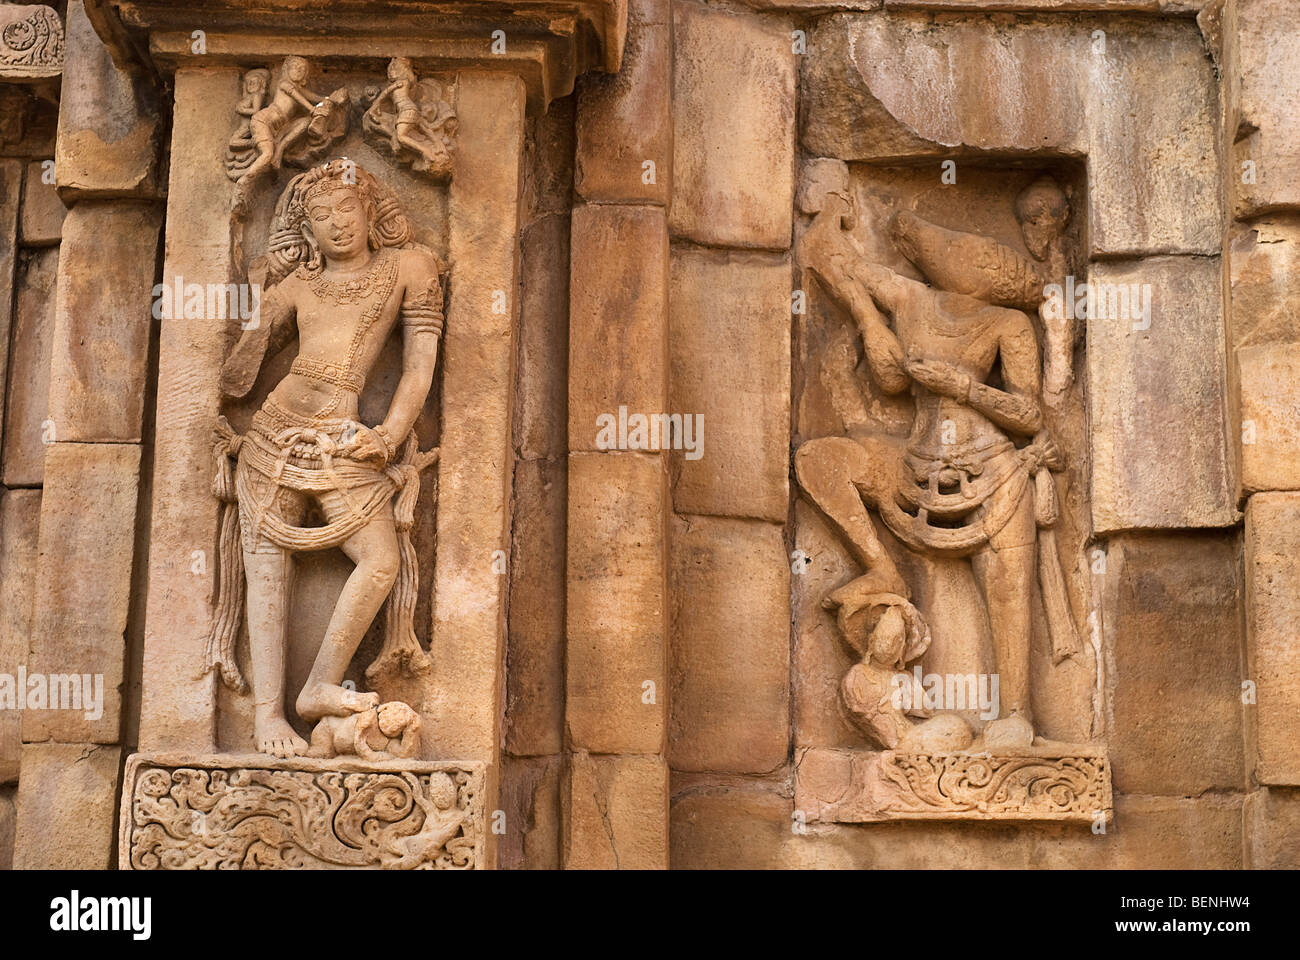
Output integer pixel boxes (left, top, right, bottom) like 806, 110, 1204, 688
265, 159, 414, 282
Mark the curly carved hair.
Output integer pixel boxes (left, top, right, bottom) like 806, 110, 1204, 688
265, 159, 414, 282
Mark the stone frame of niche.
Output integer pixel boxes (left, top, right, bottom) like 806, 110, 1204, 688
790, 10, 1230, 827
109, 2, 625, 869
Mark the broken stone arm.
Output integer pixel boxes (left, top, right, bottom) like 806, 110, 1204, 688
219, 284, 296, 399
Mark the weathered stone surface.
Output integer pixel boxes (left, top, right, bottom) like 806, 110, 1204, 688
669, 246, 790, 521
576, 0, 671, 205
674, 782, 1241, 869
1239, 343, 1300, 492
1232, 0, 1300, 218
428, 73, 526, 766
566, 452, 666, 755
53, 1, 161, 199
802, 15, 1219, 256
1105, 533, 1245, 796
18, 159, 63, 245
1085, 20, 1220, 256
1245, 494, 1300, 785
670, 1, 795, 249
1087, 257, 1236, 533
506, 458, 567, 757
1, 246, 57, 486
670, 780, 792, 869
13, 742, 121, 869
47, 201, 162, 442
523, 94, 574, 223
1229, 217, 1300, 349
23, 442, 140, 744
137, 66, 238, 753
1244, 787, 1300, 869
568, 204, 668, 453
0, 160, 19, 457
0, 489, 41, 782
499, 755, 562, 869
515, 215, 569, 462
670, 515, 789, 773
563, 752, 668, 869
0, 785, 13, 870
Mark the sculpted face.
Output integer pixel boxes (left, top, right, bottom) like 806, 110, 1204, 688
306, 185, 370, 263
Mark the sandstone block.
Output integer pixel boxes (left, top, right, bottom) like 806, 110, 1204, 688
566, 452, 666, 755
0, 160, 19, 457
669, 246, 790, 521
1229, 218, 1300, 349
1, 246, 57, 486
1104, 533, 1245, 796
568, 204, 668, 453
515, 215, 569, 461
13, 742, 122, 869
499, 755, 562, 869
506, 458, 567, 757
0, 785, 13, 870
669, 515, 789, 773
1087, 257, 1236, 532
1244, 787, 1300, 869
54, 1, 162, 199
1245, 494, 1300, 785
576, 0, 671, 205
524, 95, 575, 222
0, 489, 41, 782
670, 781, 792, 869
564, 752, 668, 869
1240, 342, 1300, 492
47, 201, 162, 442
18, 159, 64, 245
670, 1, 795, 248
1232, 0, 1300, 217
23, 442, 140, 744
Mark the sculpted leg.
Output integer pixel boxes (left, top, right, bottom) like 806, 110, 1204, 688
971, 490, 1037, 746
295, 507, 399, 722
794, 436, 907, 595
244, 546, 308, 757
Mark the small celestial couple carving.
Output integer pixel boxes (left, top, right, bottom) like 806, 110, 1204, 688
225, 55, 455, 209
204, 158, 445, 760
795, 160, 1080, 756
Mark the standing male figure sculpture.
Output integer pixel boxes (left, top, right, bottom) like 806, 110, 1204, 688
795, 164, 1077, 750
207, 159, 444, 758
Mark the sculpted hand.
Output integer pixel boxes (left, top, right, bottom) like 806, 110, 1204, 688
906, 359, 971, 401
343, 425, 392, 465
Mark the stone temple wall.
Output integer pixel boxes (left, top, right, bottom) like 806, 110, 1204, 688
0, 0, 1297, 870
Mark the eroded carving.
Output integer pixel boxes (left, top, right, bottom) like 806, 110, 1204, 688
205, 159, 444, 760
226, 58, 351, 201
122, 755, 482, 869
362, 58, 457, 179
0, 5, 62, 77
794, 160, 1084, 759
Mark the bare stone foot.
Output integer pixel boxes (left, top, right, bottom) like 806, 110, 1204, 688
980, 714, 1034, 751
254, 707, 308, 758
296, 681, 380, 721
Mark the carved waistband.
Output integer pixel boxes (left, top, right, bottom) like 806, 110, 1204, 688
290, 355, 365, 393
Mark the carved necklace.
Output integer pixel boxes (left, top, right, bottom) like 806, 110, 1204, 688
305, 249, 394, 306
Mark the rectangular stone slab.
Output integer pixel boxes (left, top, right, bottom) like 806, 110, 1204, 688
795, 744, 1112, 823
119, 752, 486, 870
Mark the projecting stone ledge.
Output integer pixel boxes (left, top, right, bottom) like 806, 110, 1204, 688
795, 744, 1112, 824
119, 753, 485, 870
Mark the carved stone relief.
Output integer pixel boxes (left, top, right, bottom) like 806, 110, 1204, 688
120, 754, 484, 869
792, 160, 1109, 823
0, 5, 62, 79
362, 58, 457, 180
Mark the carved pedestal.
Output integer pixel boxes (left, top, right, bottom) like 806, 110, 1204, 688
796, 746, 1112, 825
121, 753, 484, 869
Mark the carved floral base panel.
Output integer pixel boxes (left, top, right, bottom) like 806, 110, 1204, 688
795, 745, 1112, 824
120, 753, 485, 870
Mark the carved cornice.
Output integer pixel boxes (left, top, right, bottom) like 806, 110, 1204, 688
84, 0, 626, 110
